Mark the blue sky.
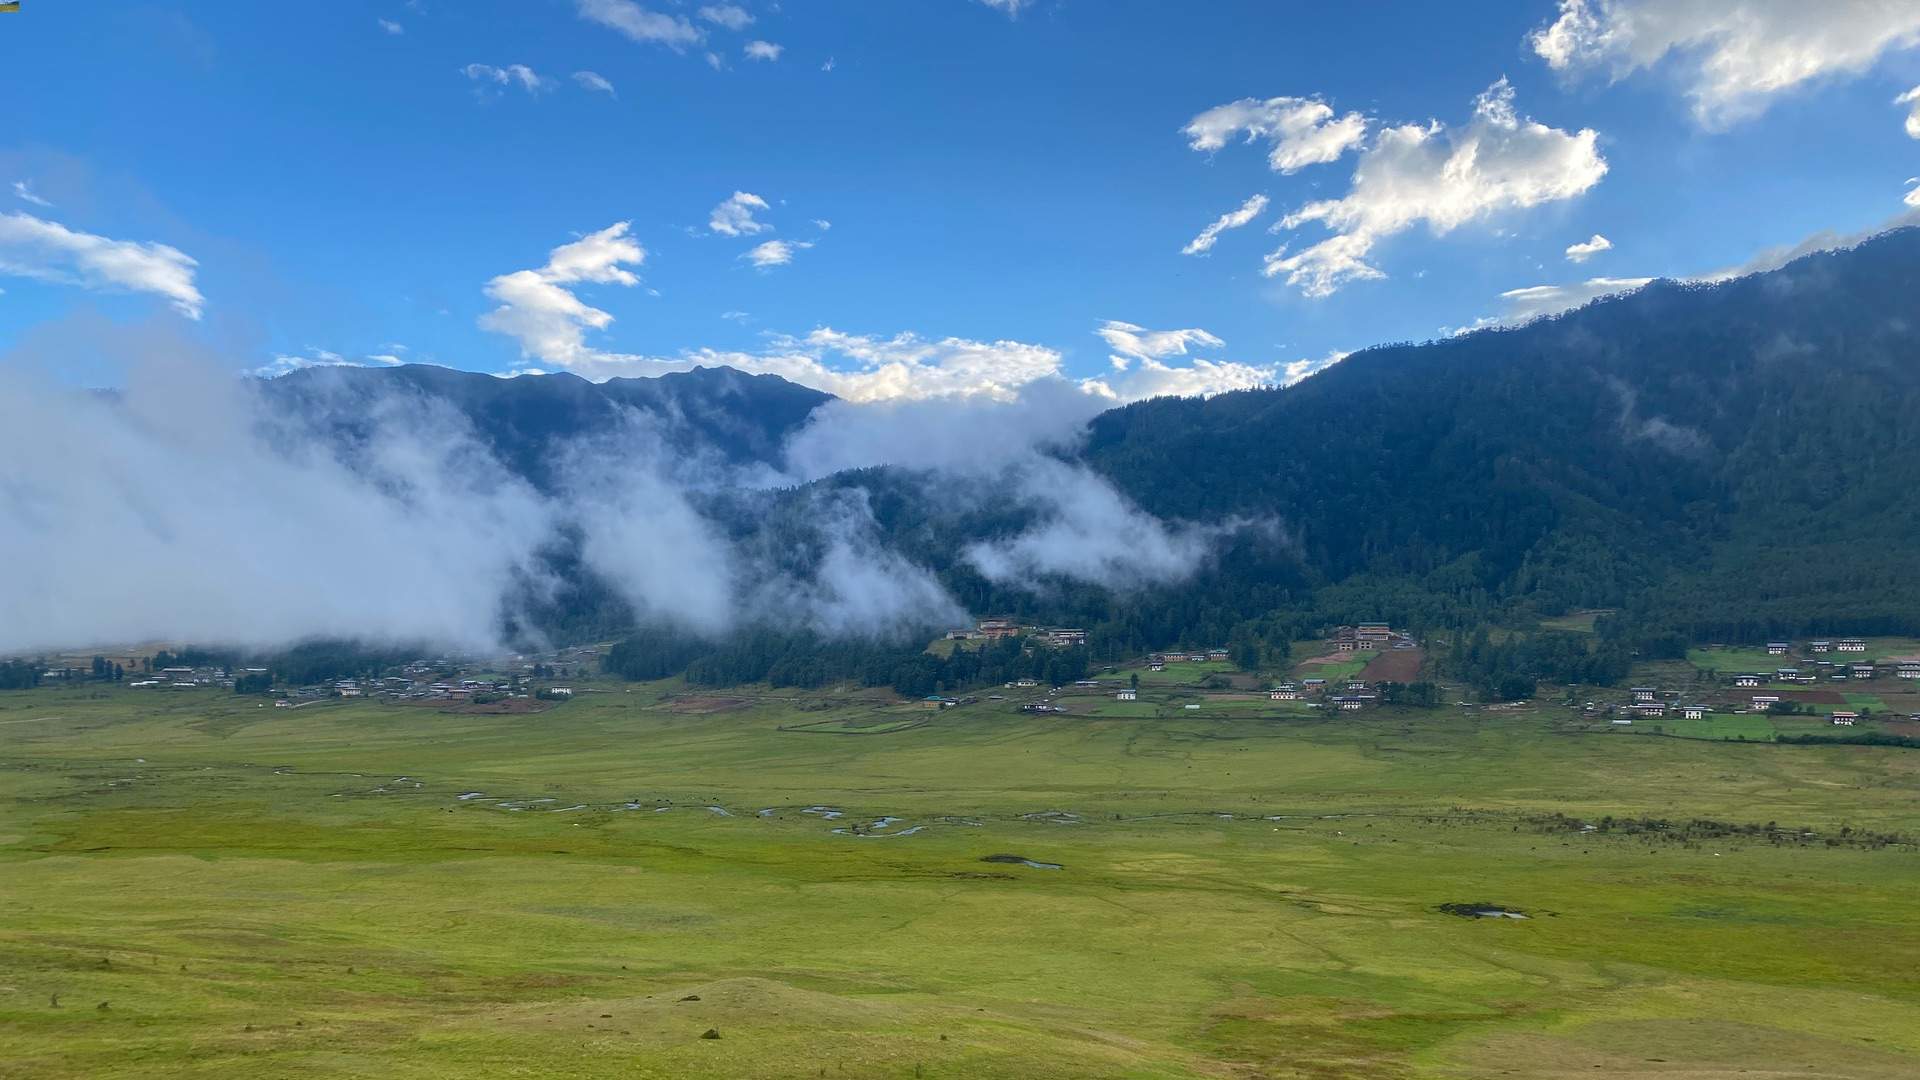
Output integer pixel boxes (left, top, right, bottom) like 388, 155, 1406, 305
3, 0, 1920, 399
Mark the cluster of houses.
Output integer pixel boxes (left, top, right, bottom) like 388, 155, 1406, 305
1733, 660, 1918, 685
1330, 623, 1416, 652
1267, 678, 1377, 710
1608, 680, 1920, 728
1146, 648, 1230, 671
947, 620, 1087, 648
126, 665, 264, 690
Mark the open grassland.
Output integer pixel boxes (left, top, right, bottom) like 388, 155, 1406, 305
2, 684, 1918, 1078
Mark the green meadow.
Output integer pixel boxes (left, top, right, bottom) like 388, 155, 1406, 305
2, 683, 1918, 1078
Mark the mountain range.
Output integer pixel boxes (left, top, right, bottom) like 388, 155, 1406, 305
262, 228, 1920, 658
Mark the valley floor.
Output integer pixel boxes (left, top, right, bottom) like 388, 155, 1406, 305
1, 683, 1916, 1078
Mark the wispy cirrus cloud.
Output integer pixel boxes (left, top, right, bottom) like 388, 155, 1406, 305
0, 211, 204, 318
743, 238, 811, 268
1565, 233, 1612, 262
573, 70, 618, 97
462, 63, 552, 99
576, 0, 704, 51
11, 180, 52, 208
1182, 193, 1268, 256
698, 4, 754, 31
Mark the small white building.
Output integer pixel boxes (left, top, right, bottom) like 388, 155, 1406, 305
1631, 687, 1657, 702
1269, 688, 1299, 701
1751, 695, 1781, 711
1898, 662, 1920, 680
1734, 674, 1761, 688
1682, 705, 1709, 720
1766, 642, 1790, 655
1831, 711, 1858, 726
1838, 638, 1868, 652
1116, 688, 1137, 701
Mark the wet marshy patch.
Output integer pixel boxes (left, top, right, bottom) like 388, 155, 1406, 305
1437, 902, 1530, 919
980, 854, 1063, 870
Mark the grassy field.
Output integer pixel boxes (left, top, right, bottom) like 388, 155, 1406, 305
2, 682, 1918, 1078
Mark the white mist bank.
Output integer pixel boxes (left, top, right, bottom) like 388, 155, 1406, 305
1, 343, 1257, 655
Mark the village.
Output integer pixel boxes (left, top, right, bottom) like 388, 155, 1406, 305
1593, 637, 1920, 729
924, 620, 1428, 718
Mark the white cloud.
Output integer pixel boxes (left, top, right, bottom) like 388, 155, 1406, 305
377, 17, 404, 34
1532, 0, 1920, 128
1095, 320, 1225, 364
476, 227, 1298, 403
573, 70, 617, 97
1898, 84, 1920, 137
0, 211, 203, 318
1183, 96, 1367, 173
12, 180, 51, 208
252, 348, 408, 379
743, 238, 811, 268
709, 190, 772, 236
1082, 320, 1282, 401
478, 221, 645, 369
462, 63, 552, 97
697, 3, 754, 30
812, 218, 833, 231
717, 330, 1065, 401
1492, 276, 1654, 323
1565, 233, 1613, 262
976, 0, 1031, 17
1182, 193, 1269, 256
576, 0, 704, 50
1908, 178, 1920, 208
1267, 79, 1607, 297
743, 40, 782, 61
821, 57, 836, 72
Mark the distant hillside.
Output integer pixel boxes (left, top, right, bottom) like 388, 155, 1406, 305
1078, 227, 1920, 641
261, 363, 832, 490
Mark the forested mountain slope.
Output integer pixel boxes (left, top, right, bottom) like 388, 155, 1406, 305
1079, 228, 1920, 639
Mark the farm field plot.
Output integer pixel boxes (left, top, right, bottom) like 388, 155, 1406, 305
1, 686, 1917, 1079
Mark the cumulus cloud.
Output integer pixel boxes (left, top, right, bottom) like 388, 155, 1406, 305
1183, 96, 1367, 173
1899, 84, 1920, 137
1532, 0, 1920, 128
462, 63, 552, 97
743, 40, 782, 61
0, 211, 204, 318
709, 191, 772, 236
475, 224, 1290, 403
743, 238, 810, 268
478, 221, 646, 369
576, 0, 704, 50
12, 180, 52, 207
1267, 79, 1607, 297
1182, 193, 1269, 256
573, 70, 617, 97
377, 17, 404, 34
1565, 233, 1613, 262
1907, 178, 1920, 208
697, 3, 754, 30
